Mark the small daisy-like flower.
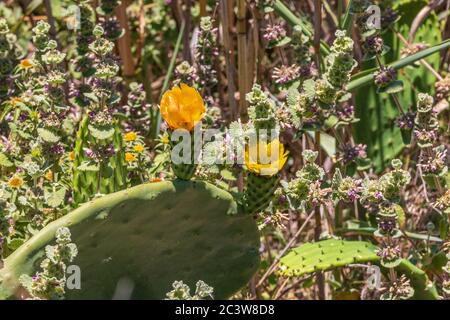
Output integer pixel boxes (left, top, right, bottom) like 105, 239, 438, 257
19, 59, 34, 70
133, 144, 144, 153
8, 176, 24, 188
125, 152, 136, 162
124, 131, 137, 142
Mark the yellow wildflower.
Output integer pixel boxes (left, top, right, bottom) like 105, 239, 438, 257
160, 83, 206, 131
124, 131, 137, 142
45, 170, 54, 181
8, 176, 24, 188
244, 138, 289, 176
161, 134, 170, 145
19, 59, 34, 70
125, 152, 137, 162
134, 144, 145, 153
68, 151, 76, 161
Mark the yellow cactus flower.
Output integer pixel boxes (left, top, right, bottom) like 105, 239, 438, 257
8, 176, 24, 188
244, 139, 288, 176
160, 83, 206, 131
125, 152, 137, 162
45, 170, 54, 181
134, 144, 144, 153
124, 131, 137, 142
19, 59, 34, 70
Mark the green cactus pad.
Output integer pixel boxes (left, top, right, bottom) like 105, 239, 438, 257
244, 173, 279, 214
279, 239, 379, 277
279, 239, 439, 300
0, 180, 260, 299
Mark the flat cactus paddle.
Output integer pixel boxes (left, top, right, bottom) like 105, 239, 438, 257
0, 180, 260, 299
279, 239, 439, 300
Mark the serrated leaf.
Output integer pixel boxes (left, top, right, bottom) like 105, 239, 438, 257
0, 152, 13, 167
8, 238, 25, 250
37, 127, 61, 143
220, 169, 236, 181
302, 79, 316, 99
88, 124, 115, 140
83, 92, 99, 103
286, 89, 299, 107
45, 187, 66, 208
77, 161, 100, 172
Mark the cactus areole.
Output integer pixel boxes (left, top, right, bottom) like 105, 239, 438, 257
0, 180, 260, 299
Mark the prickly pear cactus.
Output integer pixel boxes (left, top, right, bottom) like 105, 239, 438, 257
244, 173, 279, 214
0, 180, 260, 299
279, 239, 379, 277
170, 133, 198, 180
279, 239, 438, 300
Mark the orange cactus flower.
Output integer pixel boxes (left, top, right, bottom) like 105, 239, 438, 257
160, 83, 206, 131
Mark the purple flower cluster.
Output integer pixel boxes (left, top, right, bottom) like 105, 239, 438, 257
396, 112, 415, 130
343, 144, 367, 163
272, 64, 301, 85
363, 36, 384, 55
374, 66, 396, 87
84, 143, 115, 161
263, 23, 286, 43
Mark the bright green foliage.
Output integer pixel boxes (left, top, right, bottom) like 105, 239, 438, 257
0, 180, 260, 299
72, 115, 127, 202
